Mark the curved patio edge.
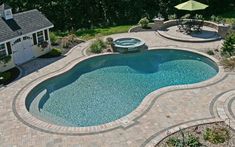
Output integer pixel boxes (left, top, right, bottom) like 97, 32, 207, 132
157, 30, 222, 43
12, 47, 226, 135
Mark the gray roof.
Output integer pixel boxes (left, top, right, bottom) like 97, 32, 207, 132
0, 9, 54, 43
0, 3, 12, 11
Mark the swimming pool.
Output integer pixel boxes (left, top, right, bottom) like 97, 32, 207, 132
26, 49, 218, 127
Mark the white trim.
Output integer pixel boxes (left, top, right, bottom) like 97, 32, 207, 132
0, 26, 53, 45
5, 43, 8, 55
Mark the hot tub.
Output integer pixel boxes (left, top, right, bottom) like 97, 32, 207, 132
113, 37, 146, 53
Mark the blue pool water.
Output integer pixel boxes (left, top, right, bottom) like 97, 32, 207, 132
26, 49, 218, 127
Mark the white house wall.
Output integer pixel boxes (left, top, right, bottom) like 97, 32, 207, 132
0, 28, 52, 72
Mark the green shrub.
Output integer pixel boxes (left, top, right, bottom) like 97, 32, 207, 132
168, 14, 177, 20
0, 55, 11, 64
230, 18, 235, 29
203, 128, 230, 144
221, 57, 235, 70
106, 37, 114, 45
207, 50, 215, 55
50, 32, 59, 45
0, 72, 11, 81
166, 137, 183, 147
138, 17, 149, 29
90, 39, 106, 53
166, 134, 202, 147
40, 48, 62, 58
222, 33, 235, 56
210, 15, 224, 24
195, 14, 203, 20
187, 134, 202, 147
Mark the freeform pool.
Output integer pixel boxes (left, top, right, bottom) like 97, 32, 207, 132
26, 49, 218, 127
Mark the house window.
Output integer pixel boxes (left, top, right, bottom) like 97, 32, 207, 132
33, 33, 37, 45
6, 42, 12, 55
13, 38, 21, 45
44, 30, 49, 41
23, 36, 31, 40
37, 31, 44, 45
0, 44, 6, 58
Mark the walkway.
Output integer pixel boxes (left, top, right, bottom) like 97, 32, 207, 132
0, 32, 234, 147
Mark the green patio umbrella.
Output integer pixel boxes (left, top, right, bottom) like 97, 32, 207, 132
175, 0, 208, 11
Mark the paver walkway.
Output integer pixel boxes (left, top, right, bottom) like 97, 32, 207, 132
0, 32, 234, 147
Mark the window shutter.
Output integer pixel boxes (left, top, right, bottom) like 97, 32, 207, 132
44, 30, 48, 41
6, 42, 12, 55
33, 33, 37, 45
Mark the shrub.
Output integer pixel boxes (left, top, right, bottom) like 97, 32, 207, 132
203, 128, 230, 144
168, 14, 177, 20
0, 72, 11, 82
221, 57, 235, 70
166, 134, 202, 147
138, 17, 149, 29
40, 48, 62, 58
50, 32, 59, 45
166, 137, 183, 147
195, 14, 203, 20
210, 15, 224, 24
187, 134, 202, 147
230, 18, 235, 29
90, 39, 106, 53
106, 37, 114, 45
222, 32, 235, 56
207, 50, 215, 55
0, 55, 11, 64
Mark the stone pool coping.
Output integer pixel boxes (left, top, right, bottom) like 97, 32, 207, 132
13, 47, 225, 135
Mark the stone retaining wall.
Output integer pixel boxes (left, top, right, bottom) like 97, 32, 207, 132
129, 19, 230, 38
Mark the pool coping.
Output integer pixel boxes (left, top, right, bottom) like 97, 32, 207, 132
13, 47, 226, 135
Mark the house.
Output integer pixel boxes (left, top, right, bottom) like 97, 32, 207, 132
0, 3, 54, 72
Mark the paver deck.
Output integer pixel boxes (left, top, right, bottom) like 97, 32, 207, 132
0, 32, 234, 147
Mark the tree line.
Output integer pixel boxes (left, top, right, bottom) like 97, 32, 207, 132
2, 0, 235, 30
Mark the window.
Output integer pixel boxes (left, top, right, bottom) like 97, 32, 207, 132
6, 42, 12, 55
44, 30, 48, 41
37, 31, 44, 45
33, 33, 37, 45
0, 44, 6, 58
13, 38, 21, 45
23, 36, 30, 40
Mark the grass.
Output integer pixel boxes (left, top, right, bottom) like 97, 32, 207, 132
218, 9, 235, 24
53, 25, 132, 41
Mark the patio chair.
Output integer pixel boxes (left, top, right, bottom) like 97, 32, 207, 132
193, 20, 204, 32
177, 19, 184, 32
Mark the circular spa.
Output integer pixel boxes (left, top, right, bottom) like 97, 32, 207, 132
113, 37, 145, 53
26, 49, 219, 127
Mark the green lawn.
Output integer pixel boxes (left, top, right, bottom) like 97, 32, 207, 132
218, 9, 235, 24
54, 25, 133, 41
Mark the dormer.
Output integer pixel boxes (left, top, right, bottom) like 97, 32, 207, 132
0, 3, 13, 20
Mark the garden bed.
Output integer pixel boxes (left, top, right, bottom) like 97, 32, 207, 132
157, 122, 235, 147
0, 67, 20, 86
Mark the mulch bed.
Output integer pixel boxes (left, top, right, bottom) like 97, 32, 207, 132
157, 122, 235, 147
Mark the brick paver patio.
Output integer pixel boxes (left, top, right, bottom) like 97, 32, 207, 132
0, 32, 234, 147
